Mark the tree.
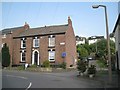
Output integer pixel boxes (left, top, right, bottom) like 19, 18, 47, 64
77, 38, 115, 65
89, 44, 96, 53
77, 44, 88, 59
95, 39, 115, 59
77, 60, 87, 74
2, 43, 10, 67
82, 44, 91, 55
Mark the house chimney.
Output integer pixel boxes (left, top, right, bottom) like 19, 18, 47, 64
68, 16, 72, 26
24, 22, 29, 30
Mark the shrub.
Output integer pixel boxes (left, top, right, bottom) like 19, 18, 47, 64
87, 65, 96, 75
60, 62, 66, 69
17, 65, 24, 70
43, 60, 50, 68
77, 60, 86, 73
30, 64, 37, 68
96, 58, 107, 69
2, 43, 10, 67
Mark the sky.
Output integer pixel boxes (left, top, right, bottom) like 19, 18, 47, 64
1, 1, 119, 38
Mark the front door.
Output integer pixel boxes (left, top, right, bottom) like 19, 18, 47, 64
34, 51, 38, 65
32, 50, 39, 65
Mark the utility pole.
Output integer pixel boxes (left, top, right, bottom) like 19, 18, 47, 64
92, 5, 112, 83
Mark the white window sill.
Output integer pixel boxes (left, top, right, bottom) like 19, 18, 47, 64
21, 47, 26, 49
48, 46, 55, 47
33, 46, 39, 48
20, 61, 26, 63
49, 60, 55, 62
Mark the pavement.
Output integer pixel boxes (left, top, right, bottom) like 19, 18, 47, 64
78, 70, 120, 88
2, 69, 120, 89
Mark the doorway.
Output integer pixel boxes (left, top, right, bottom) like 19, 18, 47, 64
32, 50, 39, 65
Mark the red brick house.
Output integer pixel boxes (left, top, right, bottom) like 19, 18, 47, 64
1, 17, 77, 68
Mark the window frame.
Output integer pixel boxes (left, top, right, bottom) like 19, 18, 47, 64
33, 37, 39, 48
48, 35, 55, 47
20, 50, 26, 62
48, 49, 55, 61
21, 38, 26, 48
2, 34, 6, 38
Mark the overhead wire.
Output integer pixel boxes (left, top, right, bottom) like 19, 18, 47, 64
51, 2, 59, 25
24, 3, 30, 25
3, 2, 13, 29
35, 3, 42, 27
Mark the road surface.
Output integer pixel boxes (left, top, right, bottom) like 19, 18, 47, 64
2, 70, 105, 89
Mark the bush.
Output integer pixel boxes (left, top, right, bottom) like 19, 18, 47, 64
30, 64, 37, 68
17, 66, 24, 70
60, 62, 66, 69
77, 60, 86, 73
96, 59, 107, 68
2, 43, 10, 67
43, 60, 50, 68
87, 65, 96, 75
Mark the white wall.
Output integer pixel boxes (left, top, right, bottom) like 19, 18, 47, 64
76, 39, 85, 45
88, 39, 97, 45
115, 23, 120, 70
110, 37, 115, 42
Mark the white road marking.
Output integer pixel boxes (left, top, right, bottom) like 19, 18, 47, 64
6, 75, 27, 79
26, 82, 32, 90
5, 74, 32, 89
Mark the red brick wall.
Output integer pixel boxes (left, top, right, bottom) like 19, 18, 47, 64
2, 20, 76, 67
55, 35, 66, 64
26, 37, 32, 64
2, 27, 26, 65
65, 18, 77, 67
39, 36, 49, 64
13, 38, 21, 64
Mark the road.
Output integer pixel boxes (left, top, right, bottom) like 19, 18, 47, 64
2, 70, 104, 89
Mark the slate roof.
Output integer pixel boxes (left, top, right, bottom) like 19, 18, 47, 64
1, 24, 69, 38
18, 24, 68, 37
1, 26, 23, 35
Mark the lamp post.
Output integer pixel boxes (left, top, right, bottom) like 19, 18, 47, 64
92, 5, 112, 83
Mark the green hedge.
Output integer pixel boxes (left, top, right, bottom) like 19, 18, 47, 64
43, 60, 50, 68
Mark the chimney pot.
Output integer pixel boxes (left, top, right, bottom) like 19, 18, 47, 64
24, 22, 29, 30
68, 16, 72, 26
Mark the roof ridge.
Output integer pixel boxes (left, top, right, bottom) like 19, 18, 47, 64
2, 24, 68, 31
2, 26, 23, 31
30, 24, 68, 30
18, 24, 68, 37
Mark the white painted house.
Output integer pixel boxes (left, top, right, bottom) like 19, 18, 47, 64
88, 36, 104, 45
76, 36, 86, 45
110, 33, 115, 42
113, 14, 120, 71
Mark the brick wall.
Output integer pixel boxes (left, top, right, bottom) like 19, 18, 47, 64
39, 36, 49, 64
13, 38, 21, 65
55, 34, 66, 64
65, 17, 77, 67
2, 20, 77, 68
2, 26, 26, 65
26, 37, 32, 64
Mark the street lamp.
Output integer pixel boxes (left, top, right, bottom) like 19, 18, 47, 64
92, 5, 112, 83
